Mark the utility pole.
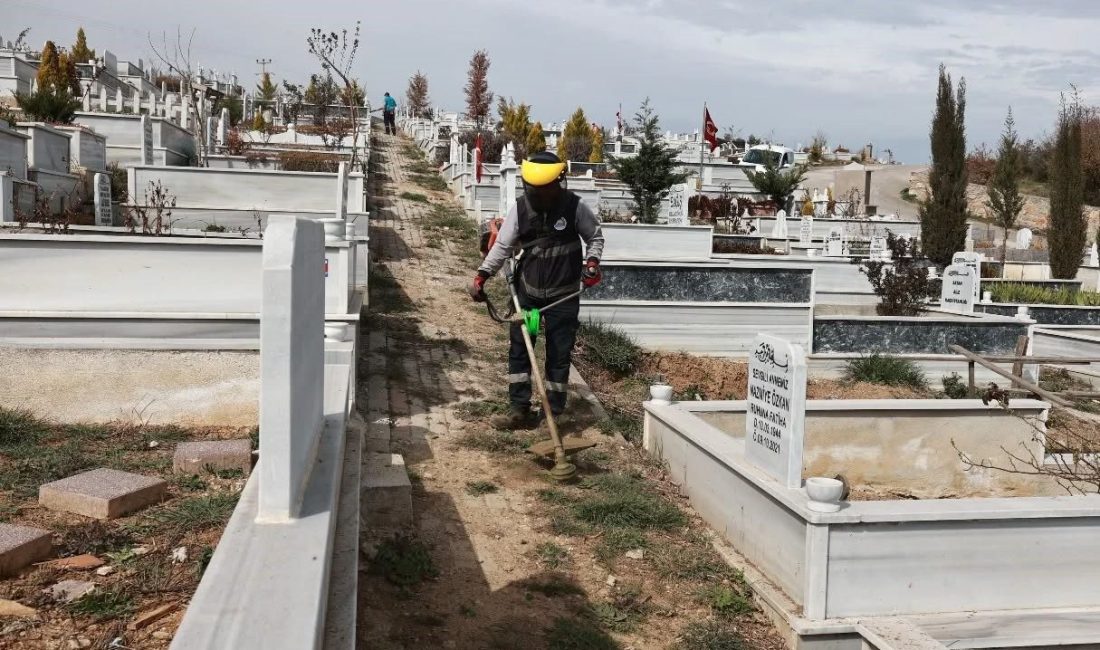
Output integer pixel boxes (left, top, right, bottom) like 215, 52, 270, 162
255, 58, 273, 76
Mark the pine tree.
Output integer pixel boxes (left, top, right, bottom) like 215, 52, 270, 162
607, 99, 689, 223
256, 72, 277, 103
405, 71, 430, 117
986, 108, 1025, 271
464, 50, 492, 128
498, 97, 532, 161
526, 121, 546, 157
1049, 92, 1086, 279
35, 41, 62, 91
919, 64, 969, 267
340, 79, 365, 107
589, 127, 604, 163
558, 108, 593, 162
70, 27, 95, 63
252, 112, 266, 131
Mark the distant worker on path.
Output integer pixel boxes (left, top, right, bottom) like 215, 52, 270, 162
468, 152, 606, 430
383, 92, 397, 135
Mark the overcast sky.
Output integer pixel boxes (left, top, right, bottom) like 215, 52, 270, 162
6, 0, 1099, 163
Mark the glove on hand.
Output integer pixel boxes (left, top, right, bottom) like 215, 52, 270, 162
468, 273, 488, 302
582, 259, 602, 288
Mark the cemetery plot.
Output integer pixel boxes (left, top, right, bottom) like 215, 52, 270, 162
0, 408, 250, 649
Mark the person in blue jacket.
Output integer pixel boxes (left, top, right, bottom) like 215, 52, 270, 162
382, 92, 397, 135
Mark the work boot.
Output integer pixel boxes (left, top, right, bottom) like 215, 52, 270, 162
490, 407, 538, 430
540, 411, 572, 432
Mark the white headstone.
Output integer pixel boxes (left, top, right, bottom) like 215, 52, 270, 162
218, 107, 229, 146
1090, 243, 1099, 268
1016, 228, 1033, 250
93, 172, 112, 226
258, 216, 325, 521
965, 224, 975, 252
666, 183, 689, 226
335, 162, 348, 220
205, 116, 215, 151
869, 236, 887, 261
940, 264, 977, 314
824, 227, 844, 256
0, 172, 13, 223
140, 114, 154, 165
951, 252, 982, 303
798, 216, 812, 246
771, 209, 788, 238
745, 334, 807, 490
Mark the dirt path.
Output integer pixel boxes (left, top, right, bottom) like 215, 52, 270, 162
356, 132, 785, 650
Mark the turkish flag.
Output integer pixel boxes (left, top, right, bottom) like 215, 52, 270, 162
474, 133, 483, 183
703, 107, 719, 151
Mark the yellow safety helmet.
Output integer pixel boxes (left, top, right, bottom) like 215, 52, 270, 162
520, 151, 566, 187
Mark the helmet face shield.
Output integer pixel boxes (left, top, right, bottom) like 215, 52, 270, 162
524, 179, 563, 213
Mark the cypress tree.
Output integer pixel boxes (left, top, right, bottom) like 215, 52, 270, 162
557, 108, 593, 162
525, 121, 546, 157
1048, 92, 1086, 279
919, 64, 969, 267
70, 28, 95, 63
987, 108, 1025, 271
607, 98, 689, 223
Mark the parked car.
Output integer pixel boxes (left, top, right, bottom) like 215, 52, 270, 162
737, 145, 796, 172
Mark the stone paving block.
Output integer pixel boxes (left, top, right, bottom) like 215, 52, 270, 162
361, 453, 412, 531
172, 439, 253, 475
0, 524, 52, 576
39, 468, 167, 519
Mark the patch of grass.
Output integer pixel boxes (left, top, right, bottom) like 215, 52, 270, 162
406, 160, 437, 175
988, 282, 1100, 306
650, 543, 736, 581
594, 528, 648, 565
697, 584, 754, 618
144, 492, 239, 536
425, 203, 478, 241
196, 545, 215, 578
899, 188, 919, 204
577, 321, 642, 377
173, 474, 208, 492
67, 587, 135, 621
0, 441, 96, 498
675, 619, 746, 650
549, 512, 594, 537
410, 173, 448, 192
457, 429, 535, 455
570, 473, 686, 531
591, 584, 648, 632
456, 397, 512, 421
465, 480, 499, 496
60, 422, 115, 441
844, 354, 927, 390
522, 574, 586, 598
535, 541, 569, 569
208, 467, 245, 480
58, 521, 135, 557
596, 413, 642, 444
0, 407, 49, 448
459, 603, 477, 618
400, 191, 429, 203
370, 534, 438, 587
545, 616, 620, 650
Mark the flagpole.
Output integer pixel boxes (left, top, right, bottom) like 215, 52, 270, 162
698, 102, 706, 190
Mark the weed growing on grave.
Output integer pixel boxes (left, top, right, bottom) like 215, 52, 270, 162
58, 521, 135, 557
0, 407, 49, 447
570, 473, 685, 531
144, 492, 239, 537
196, 545, 215, 579
370, 534, 438, 587
400, 191, 429, 203
459, 603, 477, 618
465, 480, 498, 496
455, 396, 512, 420
594, 528, 647, 565
595, 411, 643, 444
545, 616, 620, 650
845, 354, 927, 390
67, 587, 135, 621
0, 441, 94, 498
988, 283, 1100, 306
410, 173, 448, 192
577, 322, 642, 378
406, 159, 436, 175
173, 474, 208, 492
535, 541, 569, 569
425, 203, 477, 241
591, 583, 649, 632
697, 584, 754, 618
941, 372, 971, 398
675, 619, 746, 650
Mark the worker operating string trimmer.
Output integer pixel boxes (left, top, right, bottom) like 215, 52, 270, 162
467, 150, 606, 445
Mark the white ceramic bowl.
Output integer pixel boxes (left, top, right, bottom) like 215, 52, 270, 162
805, 477, 844, 513
650, 384, 673, 403
324, 323, 349, 342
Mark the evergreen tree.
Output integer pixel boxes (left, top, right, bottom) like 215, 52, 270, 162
405, 70, 430, 117
464, 50, 492, 128
607, 98, 689, 223
557, 108, 593, 162
339, 79, 365, 107
919, 64, 970, 267
252, 112, 266, 131
70, 27, 94, 63
589, 127, 604, 163
256, 72, 277, 104
498, 97, 532, 161
986, 108, 1025, 271
525, 121, 546, 157
35, 41, 62, 91
1049, 92, 1086, 279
